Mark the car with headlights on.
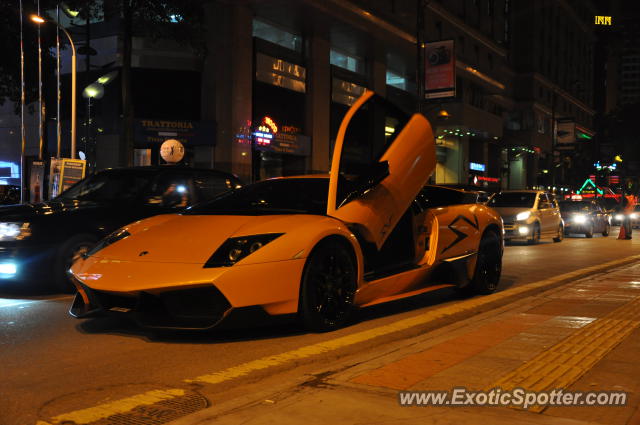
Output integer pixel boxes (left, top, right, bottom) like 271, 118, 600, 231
488, 190, 563, 244
68, 92, 504, 332
0, 167, 241, 291
558, 200, 610, 237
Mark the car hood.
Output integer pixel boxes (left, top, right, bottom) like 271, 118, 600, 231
0, 200, 106, 221
86, 213, 330, 264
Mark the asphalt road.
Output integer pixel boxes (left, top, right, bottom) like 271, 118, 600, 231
1, 228, 638, 425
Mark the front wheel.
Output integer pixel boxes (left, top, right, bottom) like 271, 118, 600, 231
53, 234, 98, 293
602, 223, 610, 237
527, 224, 540, 245
298, 239, 357, 332
585, 223, 594, 238
470, 232, 502, 295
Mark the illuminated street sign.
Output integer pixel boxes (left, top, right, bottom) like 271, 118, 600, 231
594, 16, 612, 25
470, 162, 486, 172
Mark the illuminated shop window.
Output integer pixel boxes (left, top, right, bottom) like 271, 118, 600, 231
386, 70, 406, 90
330, 49, 364, 74
253, 19, 302, 52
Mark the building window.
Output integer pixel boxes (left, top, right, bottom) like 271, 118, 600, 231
330, 49, 364, 74
386, 70, 407, 91
253, 18, 302, 52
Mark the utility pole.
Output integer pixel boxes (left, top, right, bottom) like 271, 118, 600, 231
416, 0, 426, 114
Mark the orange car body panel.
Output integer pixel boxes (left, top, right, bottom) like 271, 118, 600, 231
328, 91, 436, 250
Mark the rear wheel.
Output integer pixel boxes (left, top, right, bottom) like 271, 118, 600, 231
602, 223, 610, 237
553, 224, 563, 242
53, 234, 98, 293
470, 232, 502, 295
299, 239, 357, 332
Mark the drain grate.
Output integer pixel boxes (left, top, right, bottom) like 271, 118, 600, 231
53, 391, 209, 425
89, 391, 209, 425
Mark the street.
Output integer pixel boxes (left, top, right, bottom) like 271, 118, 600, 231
1, 230, 639, 425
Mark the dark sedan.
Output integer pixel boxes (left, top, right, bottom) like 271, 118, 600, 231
559, 200, 610, 238
0, 166, 241, 291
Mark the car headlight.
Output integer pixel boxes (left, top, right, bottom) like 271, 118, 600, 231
85, 229, 131, 257
615, 214, 624, 221
0, 222, 31, 241
631, 213, 638, 219
518, 226, 530, 235
204, 233, 284, 268
573, 214, 587, 223
515, 211, 531, 221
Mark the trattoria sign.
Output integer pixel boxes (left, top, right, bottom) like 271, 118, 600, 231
134, 119, 216, 146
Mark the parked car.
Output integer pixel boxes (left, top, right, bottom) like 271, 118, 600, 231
0, 166, 242, 291
68, 92, 504, 332
558, 200, 610, 237
488, 190, 563, 244
0, 185, 20, 205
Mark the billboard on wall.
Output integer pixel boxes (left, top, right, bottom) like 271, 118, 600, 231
556, 119, 576, 149
424, 40, 456, 99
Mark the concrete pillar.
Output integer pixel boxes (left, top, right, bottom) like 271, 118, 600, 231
203, 2, 253, 181
371, 47, 387, 97
305, 24, 331, 173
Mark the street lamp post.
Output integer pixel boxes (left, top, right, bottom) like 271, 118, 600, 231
30, 14, 77, 159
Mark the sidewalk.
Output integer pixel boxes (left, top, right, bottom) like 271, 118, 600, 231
171, 262, 640, 425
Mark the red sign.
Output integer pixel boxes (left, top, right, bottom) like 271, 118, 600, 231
477, 176, 499, 183
424, 40, 455, 99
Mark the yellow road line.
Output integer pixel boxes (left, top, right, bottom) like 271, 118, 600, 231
187, 254, 640, 385
39, 254, 640, 424
36, 388, 185, 425
488, 296, 640, 412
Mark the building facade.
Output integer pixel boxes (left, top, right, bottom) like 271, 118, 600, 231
3, 0, 601, 193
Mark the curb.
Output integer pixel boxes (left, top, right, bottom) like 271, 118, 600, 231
168, 255, 640, 424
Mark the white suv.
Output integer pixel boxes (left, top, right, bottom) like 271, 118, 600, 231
488, 190, 563, 244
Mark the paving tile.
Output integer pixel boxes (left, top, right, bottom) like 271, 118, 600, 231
409, 354, 524, 391
526, 299, 587, 316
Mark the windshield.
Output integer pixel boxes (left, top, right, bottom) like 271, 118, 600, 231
488, 192, 536, 208
185, 178, 329, 215
559, 201, 592, 212
55, 171, 153, 202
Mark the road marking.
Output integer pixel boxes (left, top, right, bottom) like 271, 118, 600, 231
488, 295, 640, 412
39, 254, 640, 424
36, 389, 186, 425
187, 254, 640, 385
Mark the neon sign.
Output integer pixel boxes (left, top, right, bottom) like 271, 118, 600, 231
594, 16, 612, 26
253, 116, 278, 147
469, 162, 485, 172
262, 116, 278, 134
477, 176, 499, 183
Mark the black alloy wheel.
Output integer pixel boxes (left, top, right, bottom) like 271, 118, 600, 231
553, 224, 563, 243
470, 231, 502, 295
527, 223, 541, 245
299, 239, 357, 332
54, 234, 98, 293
